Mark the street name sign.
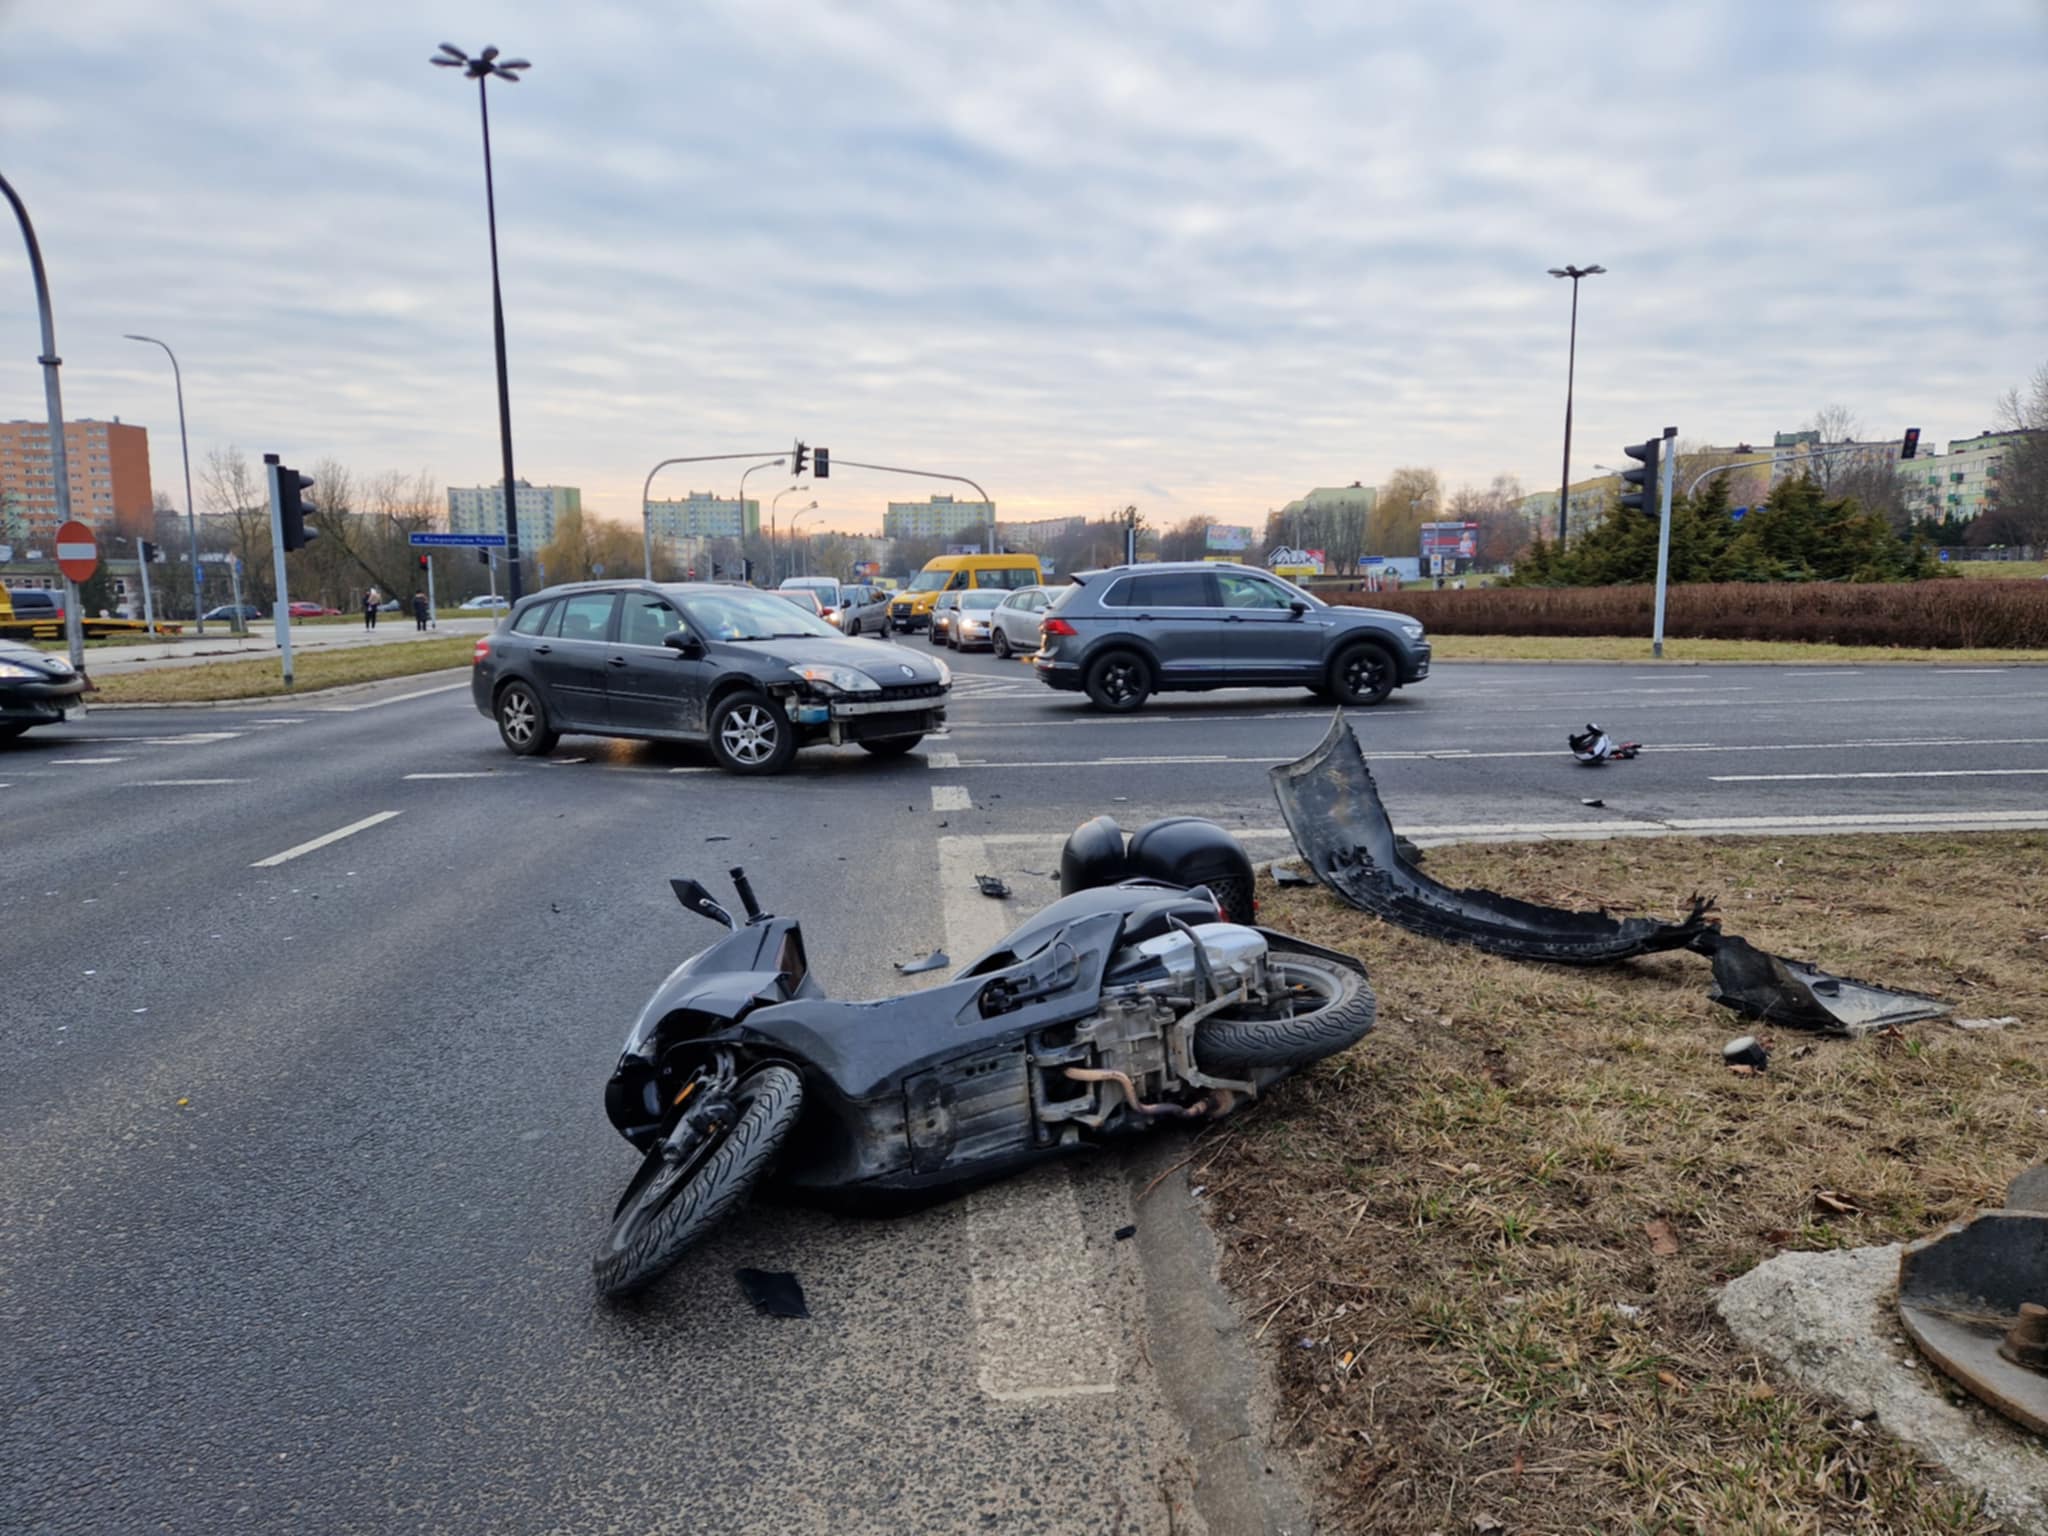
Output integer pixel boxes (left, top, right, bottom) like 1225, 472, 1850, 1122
408, 532, 508, 548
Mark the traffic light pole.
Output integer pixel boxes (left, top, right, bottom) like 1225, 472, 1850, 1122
425, 554, 438, 628
826, 459, 996, 553
136, 550, 156, 636
265, 454, 295, 689
639, 450, 788, 579
1650, 425, 1677, 660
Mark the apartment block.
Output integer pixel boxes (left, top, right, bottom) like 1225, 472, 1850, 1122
447, 481, 580, 547
882, 494, 995, 541
0, 418, 154, 544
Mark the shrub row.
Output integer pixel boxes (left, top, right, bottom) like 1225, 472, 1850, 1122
1325, 580, 2048, 649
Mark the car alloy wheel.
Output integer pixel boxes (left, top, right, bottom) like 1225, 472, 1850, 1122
718, 703, 780, 767
501, 689, 539, 746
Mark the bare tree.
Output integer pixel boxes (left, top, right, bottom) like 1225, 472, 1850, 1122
1982, 362, 2048, 549
1369, 468, 1440, 558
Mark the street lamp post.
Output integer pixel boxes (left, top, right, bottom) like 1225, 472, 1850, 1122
122, 334, 203, 632
770, 486, 812, 584
432, 42, 531, 603
736, 457, 784, 577
1547, 262, 1605, 546
823, 457, 995, 552
1, 171, 85, 673
789, 507, 821, 576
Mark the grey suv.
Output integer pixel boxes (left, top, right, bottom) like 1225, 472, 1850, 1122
472, 581, 950, 774
1032, 562, 1428, 712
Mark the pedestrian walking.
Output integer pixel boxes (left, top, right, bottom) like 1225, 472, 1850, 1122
363, 587, 380, 630
413, 591, 429, 632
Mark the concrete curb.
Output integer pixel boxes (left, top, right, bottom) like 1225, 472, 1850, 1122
84, 667, 471, 711
1430, 655, 2048, 667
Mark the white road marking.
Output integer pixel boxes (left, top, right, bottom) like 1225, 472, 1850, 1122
952, 735, 2048, 766
1942, 668, 2011, 674
924, 750, 961, 769
1784, 671, 1862, 677
248, 717, 305, 724
666, 766, 716, 774
1709, 768, 2048, 783
402, 772, 498, 780
931, 784, 972, 811
251, 811, 402, 867
319, 681, 467, 713
50, 757, 128, 765
128, 778, 252, 787
938, 833, 1118, 1402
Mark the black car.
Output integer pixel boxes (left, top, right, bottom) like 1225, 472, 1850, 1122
1031, 561, 1430, 711
0, 637, 87, 740
201, 604, 266, 623
471, 581, 951, 774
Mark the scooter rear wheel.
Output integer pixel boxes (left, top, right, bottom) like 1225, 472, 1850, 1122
593, 1064, 803, 1299
1194, 955, 1375, 1072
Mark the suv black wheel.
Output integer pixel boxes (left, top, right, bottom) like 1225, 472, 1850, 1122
1085, 650, 1152, 712
707, 690, 798, 775
495, 680, 559, 756
1329, 641, 1396, 707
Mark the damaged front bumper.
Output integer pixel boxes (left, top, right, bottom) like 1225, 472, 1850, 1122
1695, 931, 1950, 1035
788, 690, 947, 745
1270, 714, 1717, 964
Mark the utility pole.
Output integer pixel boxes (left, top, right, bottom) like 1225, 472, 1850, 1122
1547, 263, 1606, 546
264, 454, 295, 688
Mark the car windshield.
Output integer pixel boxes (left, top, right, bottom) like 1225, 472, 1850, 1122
906, 569, 953, 592
678, 589, 841, 642
773, 589, 824, 613
961, 591, 1004, 610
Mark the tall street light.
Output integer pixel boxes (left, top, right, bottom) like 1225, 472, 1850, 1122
432, 42, 531, 602
770, 486, 811, 583
122, 334, 203, 632
737, 456, 784, 574
1547, 262, 1605, 546
789, 506, 821, 576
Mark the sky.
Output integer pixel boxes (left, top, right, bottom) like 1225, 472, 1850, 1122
2, 0, 2044, 536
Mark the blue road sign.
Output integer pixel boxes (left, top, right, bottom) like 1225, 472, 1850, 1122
408, 532, 508, 548
1939, 548, 1951, 562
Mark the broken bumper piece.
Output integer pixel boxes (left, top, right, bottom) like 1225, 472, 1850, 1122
1695, 931, 1951, 1035
1270, 715, 1716, 965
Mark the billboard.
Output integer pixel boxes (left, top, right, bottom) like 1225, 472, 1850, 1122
1419, 521, 1479, 561
1205, 523, 1255, 552
1266, 545, 1325, 576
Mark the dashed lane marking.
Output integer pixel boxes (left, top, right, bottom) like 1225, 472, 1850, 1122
50, 757, 129, 765
1709, 768, 2048, 783
402, 772, 499, 780
924, 751, 961, 769
931, 784, 973, 811
319, 682, 467, 713
127, 779, 252, 787
251, 811, 402, 868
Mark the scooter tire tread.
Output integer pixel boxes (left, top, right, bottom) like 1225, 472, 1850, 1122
593, 1064, 804, 1299
1194, 956, 1376, 1072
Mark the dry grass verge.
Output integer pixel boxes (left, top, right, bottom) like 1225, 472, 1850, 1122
87, 637, 475, 703
1205, 833, 2046, 1534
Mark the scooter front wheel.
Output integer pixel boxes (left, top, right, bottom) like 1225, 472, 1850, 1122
1193, 955, 1376, 1072
593, 1064, 803, 1299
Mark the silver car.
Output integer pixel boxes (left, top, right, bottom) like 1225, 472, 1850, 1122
989, 585, 1054, 658
831, 583, 892, 637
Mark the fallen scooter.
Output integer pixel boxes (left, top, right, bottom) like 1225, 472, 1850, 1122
594, 843, 1374, 1298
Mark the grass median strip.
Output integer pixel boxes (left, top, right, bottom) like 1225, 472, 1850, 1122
86, 637, 476, 704
1429, 634, 2048, 664
1211, 831, 2044, 1534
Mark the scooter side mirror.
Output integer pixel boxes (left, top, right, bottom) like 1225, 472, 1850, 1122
670, 877, 735, 929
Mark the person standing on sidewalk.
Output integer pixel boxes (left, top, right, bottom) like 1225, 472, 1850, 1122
363, 587, 380, 630
413, 591, 429, 632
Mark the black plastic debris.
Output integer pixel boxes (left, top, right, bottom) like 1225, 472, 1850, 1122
1113, 1224, 1137, 1241
735, 1268, 810, 1319
1581, 798, 1605, 809
895, 949, 949, 975
1569, 724, 1641, 764
1723, 1035, 1769, 1070
1271, 715, 1716, 965
1271, 862, 1316, 889
1695, 932, 1950, 1036
975, 874, 1012, 899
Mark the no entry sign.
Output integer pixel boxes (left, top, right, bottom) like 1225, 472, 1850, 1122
56, 520, 98, 583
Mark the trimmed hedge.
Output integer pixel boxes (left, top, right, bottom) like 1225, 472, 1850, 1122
1325, 580, 2048, 649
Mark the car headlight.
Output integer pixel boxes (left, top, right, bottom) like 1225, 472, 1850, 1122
932, 657, 952, 686
788, 664, 880, 694
0, 660, 46, 680
1399, 621, 1425, 640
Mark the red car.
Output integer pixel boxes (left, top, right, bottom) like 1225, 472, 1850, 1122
286, 600, 340, 617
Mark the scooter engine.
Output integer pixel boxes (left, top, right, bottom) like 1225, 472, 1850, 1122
1106, 922, 1269, 1000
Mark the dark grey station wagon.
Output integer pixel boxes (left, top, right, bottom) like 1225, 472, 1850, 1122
472, 581, 949, 774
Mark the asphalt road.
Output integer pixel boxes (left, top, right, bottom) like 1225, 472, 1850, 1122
3, 650, 2044, 1534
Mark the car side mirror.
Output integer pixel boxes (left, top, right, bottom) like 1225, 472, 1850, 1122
663, 630, 706, 658
1289, 600, 1310, 616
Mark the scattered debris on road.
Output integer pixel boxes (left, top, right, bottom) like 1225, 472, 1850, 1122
1696, 931, 1951, 1035
895, 949, 949, 975
735, 1268, 810, 1319
1722, 1034, 1770, 1071
1569, 723, 1642, 764
1113, 1224, 1136, 1241
974, 873, 1012, 899
1580, 797, 1605, 808
1271, 862, 1316, 889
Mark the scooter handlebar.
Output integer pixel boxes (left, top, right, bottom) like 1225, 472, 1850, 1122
729, 867, 764, 923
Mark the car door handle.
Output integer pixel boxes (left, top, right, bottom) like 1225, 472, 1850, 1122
534, 644, 552, 654
607, 655, 629, 668
1222, 614, 1244, 622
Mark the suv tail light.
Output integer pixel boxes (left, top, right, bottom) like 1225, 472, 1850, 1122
1042, 617, 1077, 637
472, 635, 491, 665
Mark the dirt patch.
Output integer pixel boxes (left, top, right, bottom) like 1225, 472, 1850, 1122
1202, 833, 2047, 1534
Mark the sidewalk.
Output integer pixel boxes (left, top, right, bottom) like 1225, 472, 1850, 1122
77, 618, 493, 676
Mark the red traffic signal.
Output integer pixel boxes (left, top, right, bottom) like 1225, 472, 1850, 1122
1902, 427, 1922, 460
417, 553, 430, 571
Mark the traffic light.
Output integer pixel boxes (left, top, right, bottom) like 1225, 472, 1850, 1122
276, 463, 318, 551
1902, 427, 1922, 460
139, 539, 157, 564
1619, 437, 1662, 518
478, 548, 491, 566
417, 553, 430, 572
814, 446, 829, 479
792, 440, 809, 478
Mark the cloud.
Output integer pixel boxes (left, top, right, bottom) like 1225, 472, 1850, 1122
1, 0, 2042, 535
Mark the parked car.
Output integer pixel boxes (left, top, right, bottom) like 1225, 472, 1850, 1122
1031, 562, 1430, 712
889, 553, 1044, 633
945, 590, 1009, 651
0, 636, 86, 740
830, 583, 891, 637
990, 585, 1054, 658
460, 594, 511, 611
772, 588, 826, 618
286, 600, 339, 617
472, 581, 951, 774
201, 603, 265, 623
